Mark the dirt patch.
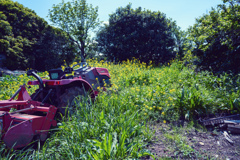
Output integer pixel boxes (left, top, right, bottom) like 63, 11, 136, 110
142, 123, 240, 160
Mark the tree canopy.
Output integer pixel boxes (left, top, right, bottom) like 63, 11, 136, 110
49, 0, 101, 61
0, 0, 76, 70
96, 4, 180, 65
2, 0, 240, 75
189, 0, 240, 73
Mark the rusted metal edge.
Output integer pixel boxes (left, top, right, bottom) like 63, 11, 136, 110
200, 114, 240, 126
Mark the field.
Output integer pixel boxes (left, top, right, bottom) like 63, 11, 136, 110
0, 59, 240, 159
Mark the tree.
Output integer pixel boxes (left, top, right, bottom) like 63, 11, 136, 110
49, 0, 101, 61
33, 26, 77, 70
96, 4, 179, 65
0, 11, 11, 54
0, 0, 76, 70
189, 0, 240, 73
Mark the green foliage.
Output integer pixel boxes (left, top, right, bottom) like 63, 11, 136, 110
189, 0, 240, 73
49, 0, 101, 60
0, 0, 76, 71
1, 59, 240, 159
96, 4, 180, 65
33, 26, 77, 70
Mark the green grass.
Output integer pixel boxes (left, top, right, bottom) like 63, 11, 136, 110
0, 59, 240, 159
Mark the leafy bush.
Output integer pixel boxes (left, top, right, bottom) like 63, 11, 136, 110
189, 0, 240, 73
96, 4, 179, 65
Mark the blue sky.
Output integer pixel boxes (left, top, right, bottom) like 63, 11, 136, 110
14, 0, 223, 31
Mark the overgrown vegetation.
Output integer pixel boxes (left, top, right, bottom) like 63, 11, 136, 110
0, 0, 76, 70
0, 59, 240, 159
1, 0, 240, 159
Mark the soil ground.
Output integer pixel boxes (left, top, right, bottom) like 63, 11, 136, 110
142, 122, 240, 160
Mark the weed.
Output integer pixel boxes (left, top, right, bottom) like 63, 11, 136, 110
1, 59, 240, 159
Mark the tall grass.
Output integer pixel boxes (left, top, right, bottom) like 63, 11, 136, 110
0, 59, 240, 159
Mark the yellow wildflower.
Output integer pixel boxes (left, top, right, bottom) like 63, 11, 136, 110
170, 89, 176, 93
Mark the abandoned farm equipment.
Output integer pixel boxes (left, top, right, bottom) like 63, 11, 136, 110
0, 62, 111, 149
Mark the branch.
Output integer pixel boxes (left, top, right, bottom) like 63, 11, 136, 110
67, 33, 81, 50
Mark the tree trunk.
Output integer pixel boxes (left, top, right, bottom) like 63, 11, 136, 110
80, 40, 86, 61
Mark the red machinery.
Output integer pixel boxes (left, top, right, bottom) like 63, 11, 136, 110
0, 62, 111, 149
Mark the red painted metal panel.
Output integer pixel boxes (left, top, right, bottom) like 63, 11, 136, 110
96, 67, 111, 78
32, 106, 49, 112
10, 113, 43, 121
17, 86, 31, 101
91, 67, 99, 76
1, 112, 11, 140
0, 100, 28, 107
41, 105, 57, 130
0, 111, 6, 116
3, 120, 34, 149
0, 98, 57, 148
